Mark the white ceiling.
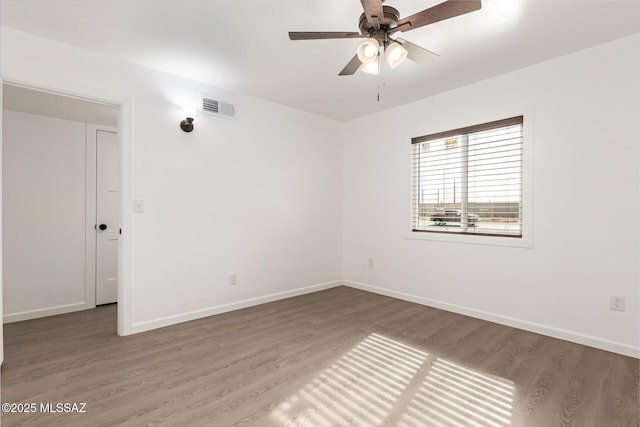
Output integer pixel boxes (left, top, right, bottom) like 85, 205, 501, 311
2, 0, 640, 121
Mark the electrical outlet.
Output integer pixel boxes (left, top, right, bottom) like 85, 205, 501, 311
368, 258, 375, 268
229, 274, 237, 286
610, 295, 625, 312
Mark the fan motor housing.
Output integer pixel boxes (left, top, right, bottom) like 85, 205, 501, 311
359, 5, 400, 41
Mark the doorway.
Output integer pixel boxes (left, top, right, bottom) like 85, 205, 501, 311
2, 83, 119, 321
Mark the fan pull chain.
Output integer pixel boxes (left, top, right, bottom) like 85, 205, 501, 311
377, 57, 381, 102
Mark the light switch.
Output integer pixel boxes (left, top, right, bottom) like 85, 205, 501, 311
133, 199, 144, 213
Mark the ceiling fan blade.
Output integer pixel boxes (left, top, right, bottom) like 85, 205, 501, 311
289, 31, 364, 40
339, 54, 362, 76
361, 0, 384, 30
391, 0, 481, 34
396, 38, 440, 66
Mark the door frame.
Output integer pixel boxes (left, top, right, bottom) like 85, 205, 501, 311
1, 79, 134, 337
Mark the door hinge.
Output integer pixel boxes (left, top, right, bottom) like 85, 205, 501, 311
119, 228, 122, 235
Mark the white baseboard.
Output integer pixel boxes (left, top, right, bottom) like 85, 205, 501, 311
344, 280, 639, 359
129, 280, 343, 335
3, 301, 95, 323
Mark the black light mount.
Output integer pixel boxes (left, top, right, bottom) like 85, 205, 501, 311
180, 117, 194, 132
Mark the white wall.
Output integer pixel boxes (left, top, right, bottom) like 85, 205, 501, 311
1, 28, 343, 333
342, 34, 640, 357
2, 110, 91, 320
2, 26, 638, 357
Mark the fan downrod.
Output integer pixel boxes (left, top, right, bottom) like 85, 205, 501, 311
358, 6, 400, 43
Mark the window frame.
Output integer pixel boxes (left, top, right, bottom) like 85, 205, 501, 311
407, 108, 534, 248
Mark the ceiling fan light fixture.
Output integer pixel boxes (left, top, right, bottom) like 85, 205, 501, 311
361, 60, 380, 75
385, 41, 408, 68
289, 0, 483, 76
357, 38, 380, 64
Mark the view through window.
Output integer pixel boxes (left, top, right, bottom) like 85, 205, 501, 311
412, 116, 523, 238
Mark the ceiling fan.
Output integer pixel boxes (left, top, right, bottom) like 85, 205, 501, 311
289, 0, 481, 75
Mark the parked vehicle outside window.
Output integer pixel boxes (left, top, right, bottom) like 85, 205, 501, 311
429, 210, 479, 226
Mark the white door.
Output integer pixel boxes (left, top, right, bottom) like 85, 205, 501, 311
95, 130, 119, 305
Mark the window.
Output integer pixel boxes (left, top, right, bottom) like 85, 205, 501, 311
412, 116, 523, 238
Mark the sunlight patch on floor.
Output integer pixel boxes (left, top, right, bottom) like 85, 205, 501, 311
271, 334, 515, 426
398, 359, 515, 427
270, 333, 429, 426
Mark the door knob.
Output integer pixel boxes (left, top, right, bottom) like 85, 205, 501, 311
99, 224, 107, 230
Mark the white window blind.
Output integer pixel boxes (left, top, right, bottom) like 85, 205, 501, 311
412, 116, 523, 237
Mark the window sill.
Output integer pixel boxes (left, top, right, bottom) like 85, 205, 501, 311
406, 230, 533, 248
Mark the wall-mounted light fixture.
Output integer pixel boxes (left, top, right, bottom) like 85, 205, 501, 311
180, 105, 197, 132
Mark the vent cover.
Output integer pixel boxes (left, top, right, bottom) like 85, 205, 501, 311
200, 94, 236, 120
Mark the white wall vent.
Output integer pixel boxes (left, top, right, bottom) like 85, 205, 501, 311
200, 94, 236, 120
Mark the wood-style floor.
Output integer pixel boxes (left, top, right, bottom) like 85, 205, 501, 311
2, 286, 638, 426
